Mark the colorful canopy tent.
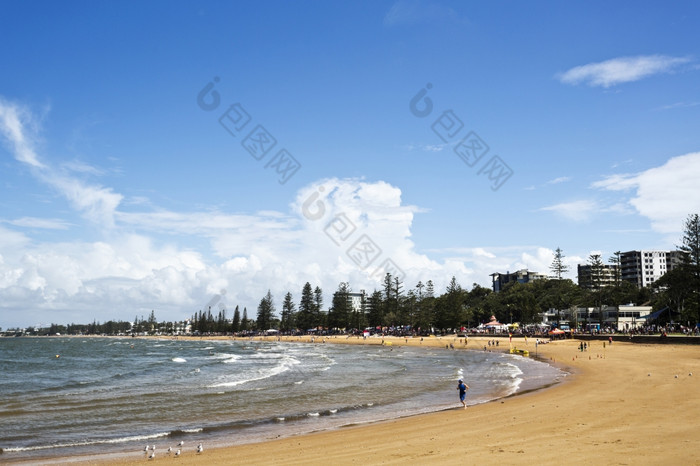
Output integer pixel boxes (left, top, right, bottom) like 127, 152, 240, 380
484, 315, 504, 327
482, 315, 508, 332
548, 328, 565, 335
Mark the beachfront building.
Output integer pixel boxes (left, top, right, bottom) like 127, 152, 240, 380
575, 305, 652, 331
349, 292, 365, 313
620, 250, 681, 288
490, 269, 547, 292
577, 263, 619, 289
540, 307, 575, 328
541, 305, 652, 331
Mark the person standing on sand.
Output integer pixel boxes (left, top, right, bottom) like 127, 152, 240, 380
457, 379, 469, 409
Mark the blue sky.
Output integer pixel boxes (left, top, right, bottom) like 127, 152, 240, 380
1, 1, 699, 328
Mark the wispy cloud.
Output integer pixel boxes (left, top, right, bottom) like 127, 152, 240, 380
0, 98, 123, 228
557, 55, 691, 88
592, 151, 700, 233
540, 200, 597, 222
404, 142, 449, 152
546, 176, 571, 185
61, 159, 106, 176
5, 217, 72, 230
657, 101, 700, 111
384, 0, 466, 27
0, 98, 46, 168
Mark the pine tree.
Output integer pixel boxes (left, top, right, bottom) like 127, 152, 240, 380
280, 292, 295, 332
232, 305, 240, 333
297, 282, 314, 331
329, 282, 351, 330
550, 247, 569, 279
608, 251, 622, 287
313, 286, 324, 327
587, 253, 605, 328
256, 290, 276, 330
679, 213, 700, 323
367, 289, 384, 327
241, 307, 249, 331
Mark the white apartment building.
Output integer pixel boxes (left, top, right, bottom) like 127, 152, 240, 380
620, 250, 674, 288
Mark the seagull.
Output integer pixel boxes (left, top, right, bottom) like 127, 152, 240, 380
175, 449, 181, 457
197, 443, 203, 453
144, 445, 149, 452
167, 446, 172, 454
178, 440, 184, 447
148, 451, 155, 460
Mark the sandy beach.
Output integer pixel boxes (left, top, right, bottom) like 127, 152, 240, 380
47, 335, 700, 465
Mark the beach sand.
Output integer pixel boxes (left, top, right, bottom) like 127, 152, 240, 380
56, 336, 700, 465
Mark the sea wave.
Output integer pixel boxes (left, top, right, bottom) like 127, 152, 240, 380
2, 431, 171, 452
209, 356, 299, 388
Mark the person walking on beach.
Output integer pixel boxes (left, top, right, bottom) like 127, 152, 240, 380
457, 379, 469, 409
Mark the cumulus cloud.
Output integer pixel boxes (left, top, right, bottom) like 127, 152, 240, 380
0, 97, 576, 328
592, 151, 700, 233
557, 55, 691, 88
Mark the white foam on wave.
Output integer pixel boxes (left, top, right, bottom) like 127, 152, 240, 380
172, 357, 187, 363
307, 412, 320, 417
211, 352, 242, 363
2, 432, 171, 452
249, 352, 287, 360
484, 359, 525, 397
209, 356, 300, 388
294, 380, 304, 384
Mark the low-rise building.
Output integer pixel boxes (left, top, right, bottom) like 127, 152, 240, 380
541, 305, 652, 331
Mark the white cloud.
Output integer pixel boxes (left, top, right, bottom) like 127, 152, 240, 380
546, 176, 571, 185
0, 98, 46, 168
539, 200, 597, 222
0, 98, 123, 228
0, 97, 591, 328
658, 101, 700, 111
557, 55, 691, 88
592, 151, 700, 233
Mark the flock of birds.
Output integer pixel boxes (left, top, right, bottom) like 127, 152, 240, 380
144, 441, 203, 459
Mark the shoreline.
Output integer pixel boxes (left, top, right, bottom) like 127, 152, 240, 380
8, 335, 700, 465
5, 335, 568, 465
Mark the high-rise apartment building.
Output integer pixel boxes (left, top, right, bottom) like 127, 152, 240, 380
620, 250, 678, 288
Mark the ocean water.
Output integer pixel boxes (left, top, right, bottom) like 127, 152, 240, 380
0, 337, 565, 463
